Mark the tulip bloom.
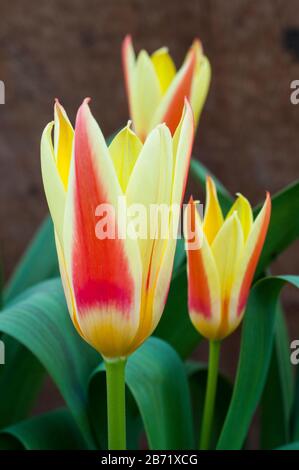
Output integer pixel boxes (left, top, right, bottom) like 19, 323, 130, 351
41, 98, 194, 360
122, 35, 210, 141
186, 177, 271, 341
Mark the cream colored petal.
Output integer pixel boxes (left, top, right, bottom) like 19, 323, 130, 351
131, 50, 163, 140
109, 123, 142, 193
126, 124, 173, 345
151, 102, 194, 333
226, 193, 253, 241
190, 52, 211, 128
40, 122, 66, 246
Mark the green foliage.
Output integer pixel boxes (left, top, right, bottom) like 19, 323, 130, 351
89, 338, 194, 450
0, 280, 99, 448
0, 155, 298, 450
217, 276, 299, 450
0, 409, 86, 450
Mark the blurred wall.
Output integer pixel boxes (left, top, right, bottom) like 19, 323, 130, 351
0, 0, 298, 312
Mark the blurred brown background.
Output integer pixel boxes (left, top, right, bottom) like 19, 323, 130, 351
0, 0, 299, 444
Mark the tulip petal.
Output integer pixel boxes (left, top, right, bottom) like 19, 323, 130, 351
189, 40, 211, 127
211, 212, 244, 337
226, 193, 253, 241
171, 99, 194, 205
230, 193, 271, 325
125, 124, 173, 348
186, 199, 221, 340
41, 122, 66, 246
54, 100, 74, 189
151, 101, 194, 333
131, 50, 162, 140
151, 47, 176, 94
63, 100, 142, 359
122, 34, 136, 118
54, 230, 84, 339
152, 46, 196, 134
109, 123, 142, 193
203, 176, 224, 245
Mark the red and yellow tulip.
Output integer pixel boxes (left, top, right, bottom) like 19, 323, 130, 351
41, 98, 194, 359
122, 35, 211, 141
185, 177, 271, 340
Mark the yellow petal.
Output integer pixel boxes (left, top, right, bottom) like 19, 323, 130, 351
151, 47, 176, 94
203, 177, 224, 244
228, 193, 271, 329
109, 123, 142, 193
126, 124, 173, 346
189, 40, 211, 127
40, 122, 66, 246
131, 50, 162, 140
185, 199, 222, 340
171, 99, 194, 206
226, 193, 253, 241
54, 100, 74, 189
211, 213, 244, 337
151, 102, 194, 334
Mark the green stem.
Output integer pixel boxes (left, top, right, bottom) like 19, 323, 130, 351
199, 340, 221, 450
105, 358, 127, 450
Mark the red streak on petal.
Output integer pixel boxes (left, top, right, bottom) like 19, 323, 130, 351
237, 193, 271, 316
162, 50, 196, 135
72, 102, 134, 316
187, 199, 211, 318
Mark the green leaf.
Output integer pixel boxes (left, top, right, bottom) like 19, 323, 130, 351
0, 279, 99, 447
173, 237, 186, 273
190, 159, 233, 214
0, 218, 59, 427
260, 303, 294, 448
89, 337, 194, 450
186, 361, 232, 448
0, 341, 44, 429
217, 275, 299, 450
4, 217, 59, 303
255, 180, 299, 276
0, 408, 86, 450
276, 441, 299, 450
292, 359, 299, 440
0, 260, 4, 310
155, 267, 201, 358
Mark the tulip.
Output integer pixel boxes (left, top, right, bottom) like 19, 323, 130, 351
185, 176, 271, 450
186, 177, 271, 341
122, 35, 210, 141
41, 98, 194, 449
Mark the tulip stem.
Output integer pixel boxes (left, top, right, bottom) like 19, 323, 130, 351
199, 340, 221, 450
105, 358, 127, 450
